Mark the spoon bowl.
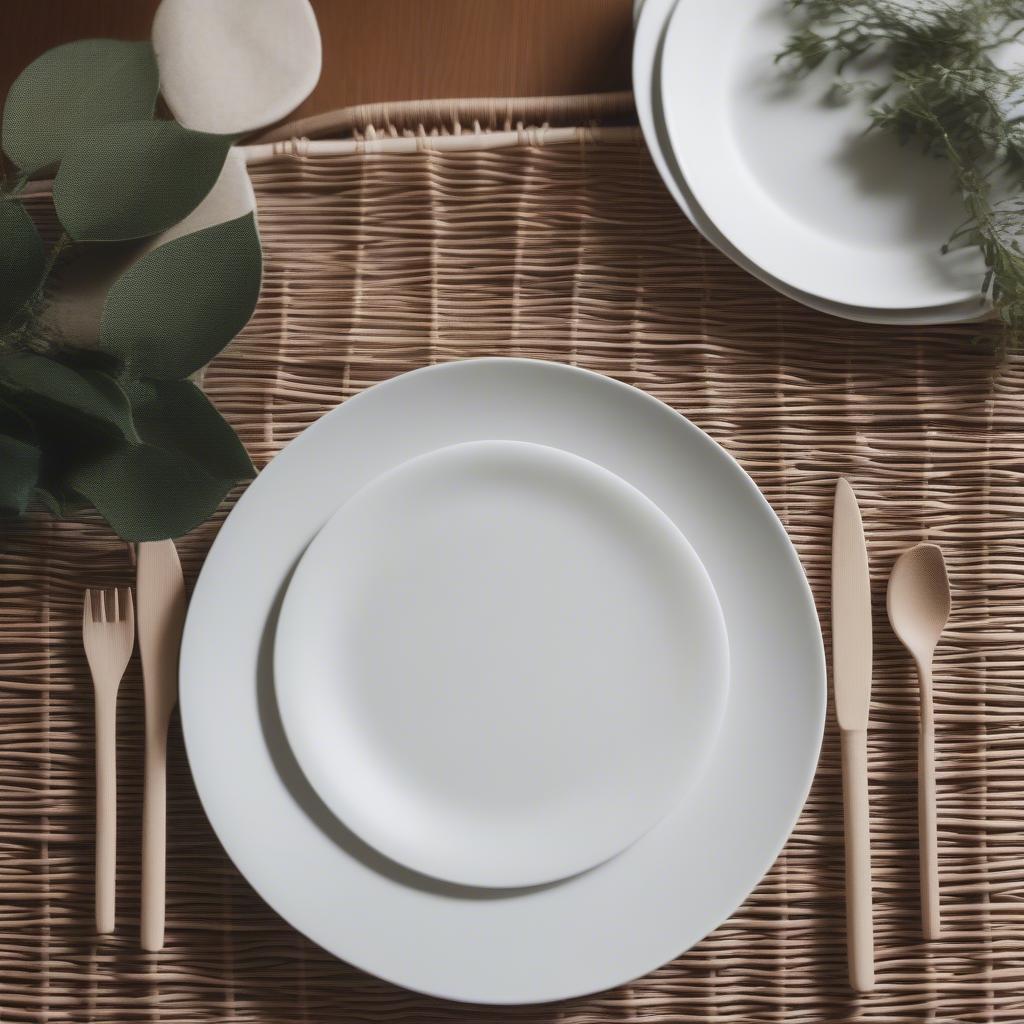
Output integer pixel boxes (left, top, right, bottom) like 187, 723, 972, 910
887, 543, 951, 662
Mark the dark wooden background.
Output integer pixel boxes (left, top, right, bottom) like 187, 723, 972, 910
0, 0, 634, 122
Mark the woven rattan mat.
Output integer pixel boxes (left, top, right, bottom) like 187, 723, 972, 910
2, 96, 1023, 1024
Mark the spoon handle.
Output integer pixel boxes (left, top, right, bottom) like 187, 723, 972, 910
918, 663, 940, 940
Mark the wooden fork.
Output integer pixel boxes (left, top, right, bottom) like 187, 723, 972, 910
82, 587, 135, 934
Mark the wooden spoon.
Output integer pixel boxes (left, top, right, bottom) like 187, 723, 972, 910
886, 543, 951, 941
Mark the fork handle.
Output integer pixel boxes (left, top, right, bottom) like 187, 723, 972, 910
94, 694, 117, 934
141, 722, 168, 952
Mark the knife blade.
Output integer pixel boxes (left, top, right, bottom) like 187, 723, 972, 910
831, 477, 875, 992
832, 477, 872, 732
136, 540, 187, 952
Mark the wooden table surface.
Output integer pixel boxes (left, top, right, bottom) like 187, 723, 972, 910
1, 0, 633, 123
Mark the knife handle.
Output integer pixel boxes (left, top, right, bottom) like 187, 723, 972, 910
841, 727, 875, 992
141, 722, 168, 952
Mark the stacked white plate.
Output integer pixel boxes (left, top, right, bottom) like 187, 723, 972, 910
181, 358, 825, 1003
634, 0, 991, 324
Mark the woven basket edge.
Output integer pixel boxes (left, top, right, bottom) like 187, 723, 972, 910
248, 91, 637, 145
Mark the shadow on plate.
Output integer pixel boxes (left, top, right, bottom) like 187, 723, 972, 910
255, 559, 562, 902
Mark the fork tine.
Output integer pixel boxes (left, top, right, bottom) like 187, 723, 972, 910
83, 589, 92, 628
113, 588, 119, 621
121, 587, 135, 627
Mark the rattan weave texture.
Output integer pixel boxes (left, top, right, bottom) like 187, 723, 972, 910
1, 97, 1022, 1023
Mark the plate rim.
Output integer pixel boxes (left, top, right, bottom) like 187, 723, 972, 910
180, 357, 827, 1004
658, 0, 981, 310
637, 0, 987, 322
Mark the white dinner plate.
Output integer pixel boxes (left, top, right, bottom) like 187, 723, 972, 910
659, 0, 987, 310
181, 358, 826, 1004
275, 439, 729, 889
635, 0, 987, 323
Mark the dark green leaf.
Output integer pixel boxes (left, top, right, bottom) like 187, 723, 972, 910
53, 121, 232, 241
34, 487, 67, 517
0, 433, 40, 516
126, 378, 255, 480
0, 396, 34, 440
49, 342, 125, 377
100, 213, 262, 378
1, 352, 137, 440
37, 236, 148, 347
0, 196, 45, 325
2, 40, 158, 174
32, 484, 83, 517
68, 442, 235, 540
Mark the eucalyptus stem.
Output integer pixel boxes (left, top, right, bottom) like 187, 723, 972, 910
39, 232, 71, 289
1, 170, 28, 197
0, 231, 73, 358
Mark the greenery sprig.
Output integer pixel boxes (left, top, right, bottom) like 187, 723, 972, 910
777, 0, 1024, 342
0, 39, 261, 540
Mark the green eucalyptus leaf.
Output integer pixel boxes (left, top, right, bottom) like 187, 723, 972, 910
127, 378, 255, 480
47, 341, 125, 377
100, 212, 261, 378
1, 352, 137, 440
0, 395, 34, 439
0, 196, 45, 325
2, 40, 158, 174
37, 236, 148, 347
0, 398, 43, 510
53, 121, 232, 241
32, 474, 89, 517
68, 442, 235, 540
0, 433, 40, 516
34, 487, 68, 517
33, 484, 85, 517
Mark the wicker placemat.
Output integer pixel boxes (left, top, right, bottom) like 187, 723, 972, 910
2, 96, 1022, 1024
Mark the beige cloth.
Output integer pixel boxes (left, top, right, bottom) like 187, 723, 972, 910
152, 0, 321, 135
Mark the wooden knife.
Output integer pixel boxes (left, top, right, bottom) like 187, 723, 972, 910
136, 540, 187, 952
832, 478, 875, 992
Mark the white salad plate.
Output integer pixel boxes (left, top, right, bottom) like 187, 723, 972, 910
274, 439, 729, 889
634, 0, 987, 324
659, 0, 987, 310
181, 358, 826, 1004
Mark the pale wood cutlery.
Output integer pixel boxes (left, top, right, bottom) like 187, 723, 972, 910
831, 478, 875, 993
82, 587, 136, 935
832, 482, 953, 990
77, 487, 950, 978
81, 540, 187, 950
137, 540, 188, 953
887, 543, 951, 942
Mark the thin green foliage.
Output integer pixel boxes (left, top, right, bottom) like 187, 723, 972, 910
777, 0, 1024, 342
